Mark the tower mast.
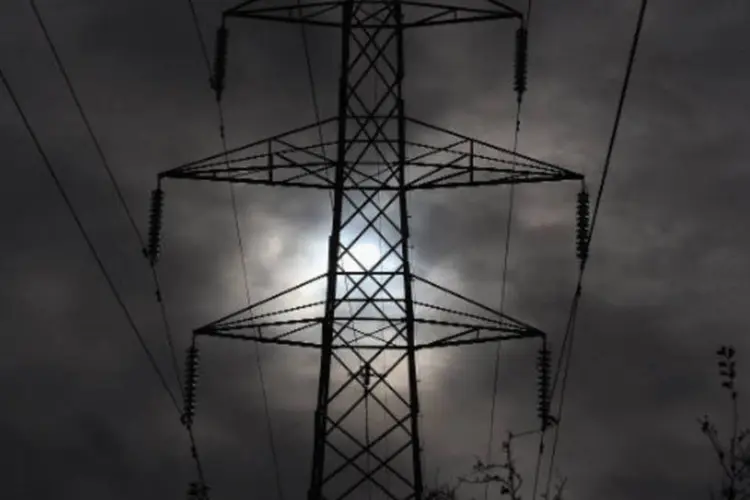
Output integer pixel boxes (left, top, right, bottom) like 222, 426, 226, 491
151, 1, 584, 499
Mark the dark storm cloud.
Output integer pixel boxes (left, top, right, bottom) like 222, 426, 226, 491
415, 2, 750, 500
2, 0, 749, 499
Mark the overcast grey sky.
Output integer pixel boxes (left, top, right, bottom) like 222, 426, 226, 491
2, 1, 750, 499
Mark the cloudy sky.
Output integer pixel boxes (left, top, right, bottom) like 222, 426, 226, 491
2, 0, 749, 499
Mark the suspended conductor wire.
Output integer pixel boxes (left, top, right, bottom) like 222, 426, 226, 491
185, 0, 213, 76
187, 426, 209, 490
484, 6, 530, 500
28, 0, 185, 401
483, 95, 517, 500
296, 0, 330, 168
223, 111, 286, 500
544, 2, 649, 498
29, 0, 211, 491
0, 63, 181, 415
182, 4, 285, 499
31, 0, 210, 492
28, 0, 143, 251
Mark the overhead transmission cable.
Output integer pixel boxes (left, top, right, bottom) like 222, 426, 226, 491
28, 3, 215, 496
27, 0, 185, 401
183, 2, 284, 499
542, 2, 649, 499
0, 63, 182, 415
484, 3, 531, 500
490, 4, 556, 500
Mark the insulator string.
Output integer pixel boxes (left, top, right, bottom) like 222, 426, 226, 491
514, 25, 528, 100
537, 340, 552, 430
544, 3, 650, 498
576, 182, 590, 265
147, 184, 165, 265
211, 22, 228, 102
179, 4, 284, 498
182, 338, 200, 428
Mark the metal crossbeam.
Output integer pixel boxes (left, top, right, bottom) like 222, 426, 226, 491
225, 0, 521, 28
160, 117, 582, 190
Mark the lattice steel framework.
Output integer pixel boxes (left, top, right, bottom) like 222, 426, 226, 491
153, 1, 584, 500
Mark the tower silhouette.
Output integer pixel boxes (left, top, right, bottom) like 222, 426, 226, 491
151, 1, 584, 499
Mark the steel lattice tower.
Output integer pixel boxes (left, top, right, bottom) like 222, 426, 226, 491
151, 1, 584, 499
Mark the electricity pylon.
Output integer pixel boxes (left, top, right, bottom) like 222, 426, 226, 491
149, 1, 584, 499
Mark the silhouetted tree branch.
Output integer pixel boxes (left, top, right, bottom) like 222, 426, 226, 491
701, 345, 750, 499
426, 346, 750, 500
423, 433, 567, 500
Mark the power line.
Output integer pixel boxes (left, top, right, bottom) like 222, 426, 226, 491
28, 2, 214, 494
485, 3, 532, 498
223, 111, 286, 500
220, 37, 288, 500
297, 0, 329, 164
0, 62, 182, 416
181, 4, 285, 499
185, 0, 213, 76
543, 2, 649, 498
27, 0, 185, 403
28, 0, 144, 250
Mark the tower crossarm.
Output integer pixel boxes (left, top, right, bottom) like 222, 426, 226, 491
158, 119, 339, 190
224, 0, 521, 28
197, 325, 542, 349
192, 273, 546, 350
403, 117, 583, 189
157, 116, 582, 190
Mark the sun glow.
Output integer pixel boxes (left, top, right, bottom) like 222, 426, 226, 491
342, 242, 382, 271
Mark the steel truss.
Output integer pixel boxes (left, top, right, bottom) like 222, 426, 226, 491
157, 1, 583, 499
